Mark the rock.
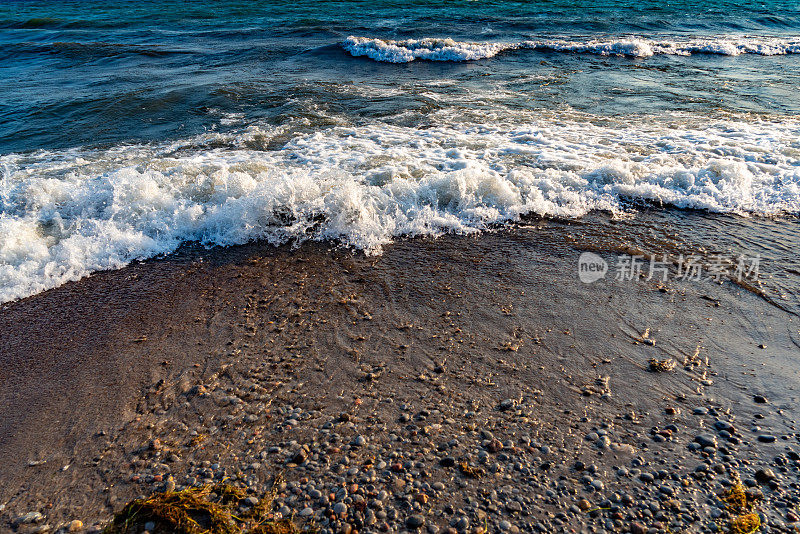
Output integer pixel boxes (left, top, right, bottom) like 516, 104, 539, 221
631, 522, 648, 534
754, 395, 768, 403
695, 434, 717, 449
333, 502, 348, 516
440, 457, 456, 467
577, 499, 592, 511
498, 399, 516, 411
291, 450, 307, 464
299, 507, 314, 517
455, 517, 470, 532
498, 520, 513, 531
487, 439, 503, 453
757, 435, 777, 443
16, 512, 44, 525
714, 421, 735, 434
144, 522, 156, 531
693, 407, 708, 415
67, 520, 83, 533
406, 515, 425, 529
755, 469, 776, 483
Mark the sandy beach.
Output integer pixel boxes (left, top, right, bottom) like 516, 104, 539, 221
1, 212, 798, 533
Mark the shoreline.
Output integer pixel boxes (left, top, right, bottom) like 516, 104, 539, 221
1, 214, 799, 533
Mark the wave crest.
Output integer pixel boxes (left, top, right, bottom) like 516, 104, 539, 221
342, 35, 800, 62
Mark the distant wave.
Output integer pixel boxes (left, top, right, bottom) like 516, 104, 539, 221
2, 114, 800, 303
0, 17, 128, 30
342, 36, 800, 62
0, 41, 196, 61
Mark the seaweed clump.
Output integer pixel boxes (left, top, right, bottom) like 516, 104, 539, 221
721, 482, 762, 534
103, 482, 308, 534
458, 461, 485, 479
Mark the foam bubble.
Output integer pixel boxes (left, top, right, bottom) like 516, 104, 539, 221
2, 114, 799, 303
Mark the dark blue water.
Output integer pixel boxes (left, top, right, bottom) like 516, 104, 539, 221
2, 0, 799, 153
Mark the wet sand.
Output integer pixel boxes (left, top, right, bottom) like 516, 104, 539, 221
1, 212, 799, 533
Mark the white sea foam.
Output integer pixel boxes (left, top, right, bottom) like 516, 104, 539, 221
342, 35, 800, 62
2, 114, 800, 303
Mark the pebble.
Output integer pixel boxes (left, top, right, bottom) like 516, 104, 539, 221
757, 435, 777, 443
406, 515, 425, 529
498, 399, 516, 411
695, 434, 717, 449
755, 469, 776, 482
67, 520, 83, 532
16, 512, 44, 525
754, 395, 768, 403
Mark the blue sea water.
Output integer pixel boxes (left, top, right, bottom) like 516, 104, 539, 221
2, 0, 800, 151
1, 0, 799, 302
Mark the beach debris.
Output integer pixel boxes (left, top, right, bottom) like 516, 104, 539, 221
721, 481, 762, 534
648, 358, 676, 372
458, 461, 484, 479
636, 328, 656, 346
580, 376, 611, 397
103, 482, 305, 534
498, 340, 520, 351
358, 364, 385, 382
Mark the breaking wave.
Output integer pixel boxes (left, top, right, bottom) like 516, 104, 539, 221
2, 113, 799, 303
342, 35, 800, 62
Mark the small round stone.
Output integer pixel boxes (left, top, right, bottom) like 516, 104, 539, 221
406, 515, 425, 529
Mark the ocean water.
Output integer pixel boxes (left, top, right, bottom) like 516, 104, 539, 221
1, 0, 800, 303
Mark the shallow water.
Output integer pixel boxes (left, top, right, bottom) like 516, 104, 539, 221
1, 0, 799, 304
